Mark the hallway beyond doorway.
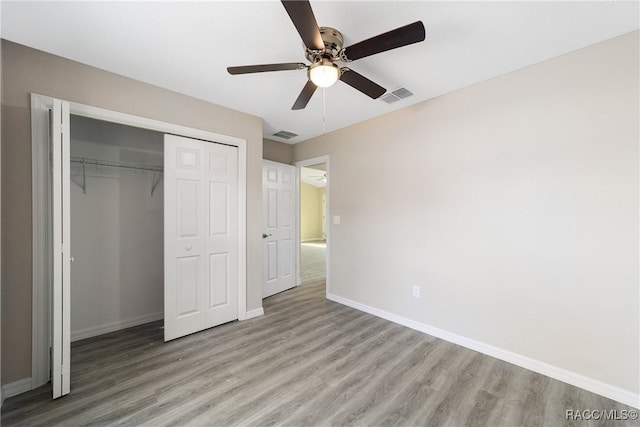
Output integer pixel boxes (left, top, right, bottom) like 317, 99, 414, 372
300, 241, 325, 284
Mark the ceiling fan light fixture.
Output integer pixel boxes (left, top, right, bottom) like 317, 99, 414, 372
308, 61, 340, 88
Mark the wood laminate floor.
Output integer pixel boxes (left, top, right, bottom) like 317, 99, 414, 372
2, 280, 637, 427
300, 241, 326, 285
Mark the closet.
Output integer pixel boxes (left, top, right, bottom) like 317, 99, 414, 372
31, 95, 245, 399
69, 115, 165, 341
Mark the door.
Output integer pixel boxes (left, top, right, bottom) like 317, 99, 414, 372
164, 134, 239, 341
262, 160, 296, 298
51, 99, 71, 398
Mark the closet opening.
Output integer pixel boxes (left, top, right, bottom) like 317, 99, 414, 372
69, 115, 165, 344
32, 95, 249, 398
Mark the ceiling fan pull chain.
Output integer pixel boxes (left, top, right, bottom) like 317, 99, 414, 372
322, 87, 326, 133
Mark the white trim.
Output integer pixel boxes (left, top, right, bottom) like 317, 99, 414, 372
71, 312, 164, 342
294, 156, 330, 296
245, 307, 265, 320
237, 140, 248, 320
31, 94, 250, 395
31, 93, 54, 389
327, 292, 640, 409
2, 378, 33, 399
301, 237, 324, 243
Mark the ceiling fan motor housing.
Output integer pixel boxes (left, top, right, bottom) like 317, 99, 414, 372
305, 26, 344, 63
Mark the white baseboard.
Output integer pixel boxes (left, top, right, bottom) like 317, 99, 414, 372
244, 307, 264, 320
327, 293, 640, 409
71, 312, 163, 342
2, 377, 32, 399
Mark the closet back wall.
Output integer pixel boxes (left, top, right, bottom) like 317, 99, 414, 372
70, 116, 164, 341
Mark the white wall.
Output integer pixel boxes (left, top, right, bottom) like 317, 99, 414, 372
293, 32, 639, 405
70, 117, 164, 341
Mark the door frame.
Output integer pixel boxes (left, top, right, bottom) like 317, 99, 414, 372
293, 155, 330, 297
30, 93, 249, 390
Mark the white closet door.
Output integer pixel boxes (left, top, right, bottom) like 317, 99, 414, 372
52, 99, 71, 398
262, 160, 296, 298
164, 135, 238, 341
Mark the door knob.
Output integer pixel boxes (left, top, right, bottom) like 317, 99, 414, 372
186, 245, 192, 251
262, 233, 272, 239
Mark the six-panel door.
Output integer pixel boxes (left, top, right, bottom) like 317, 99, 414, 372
164, 134, 238, 341
262, 160, 296, 298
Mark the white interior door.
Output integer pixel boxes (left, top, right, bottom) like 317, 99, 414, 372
262, 160, 296, 298
51, 99, 71, 398
164, 134, 238, 341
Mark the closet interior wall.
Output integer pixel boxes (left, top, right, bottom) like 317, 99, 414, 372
70, 115, 164, 341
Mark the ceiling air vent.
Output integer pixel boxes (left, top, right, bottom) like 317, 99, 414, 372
272, 130, 298, 139
380, 87, 414, 104
392, 87, 413, 99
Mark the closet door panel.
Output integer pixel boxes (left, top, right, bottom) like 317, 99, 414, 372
165, 135, 207, 340
176, 256, 200, 317
205, 143, 238, 328
177, 179, 199, 237
164, 135, 238, 341
209, 253, 229, 308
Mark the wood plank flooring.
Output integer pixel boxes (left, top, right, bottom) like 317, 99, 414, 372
300, 241, 325, 284
2, 280, 636, 426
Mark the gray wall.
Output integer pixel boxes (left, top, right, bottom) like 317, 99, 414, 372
1, 40, 264, 385
263, 138, 293, 164
293, 32, 639, 396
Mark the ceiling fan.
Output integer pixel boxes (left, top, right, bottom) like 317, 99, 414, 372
310, 172, 327, 181
227, 1, 426, 110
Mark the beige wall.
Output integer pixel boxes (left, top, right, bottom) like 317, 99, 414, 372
1, 40, 264, 384
263, 138, 293, 164
300, 182, 323, 241
293, 32, 639, 396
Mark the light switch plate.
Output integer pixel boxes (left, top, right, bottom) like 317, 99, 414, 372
333, 215, 341, 225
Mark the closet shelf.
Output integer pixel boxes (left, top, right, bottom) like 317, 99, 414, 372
71, 156, 163, 196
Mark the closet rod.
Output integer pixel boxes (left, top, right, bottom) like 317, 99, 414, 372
70, 156, 163, 172
70, 156, 163, 196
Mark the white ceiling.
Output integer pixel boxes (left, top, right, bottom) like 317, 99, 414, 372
2, 1, 638, 144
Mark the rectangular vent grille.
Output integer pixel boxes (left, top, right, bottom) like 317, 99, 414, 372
380, 93, 401, 104
392, 87, 413, 99
380, 87, 414, 104
272, 130, 298, 139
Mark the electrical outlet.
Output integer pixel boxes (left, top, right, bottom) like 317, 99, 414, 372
412, 285, 421, 298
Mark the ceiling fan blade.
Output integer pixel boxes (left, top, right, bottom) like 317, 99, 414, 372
339, 68, 386, 99
342, 21, 426, 61
227, 63, 306, 75
292, 80, 317, 110
281, 1, 324, 51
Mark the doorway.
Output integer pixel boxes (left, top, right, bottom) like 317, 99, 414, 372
299, 164, 326, 285
294, 156, 330, 296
